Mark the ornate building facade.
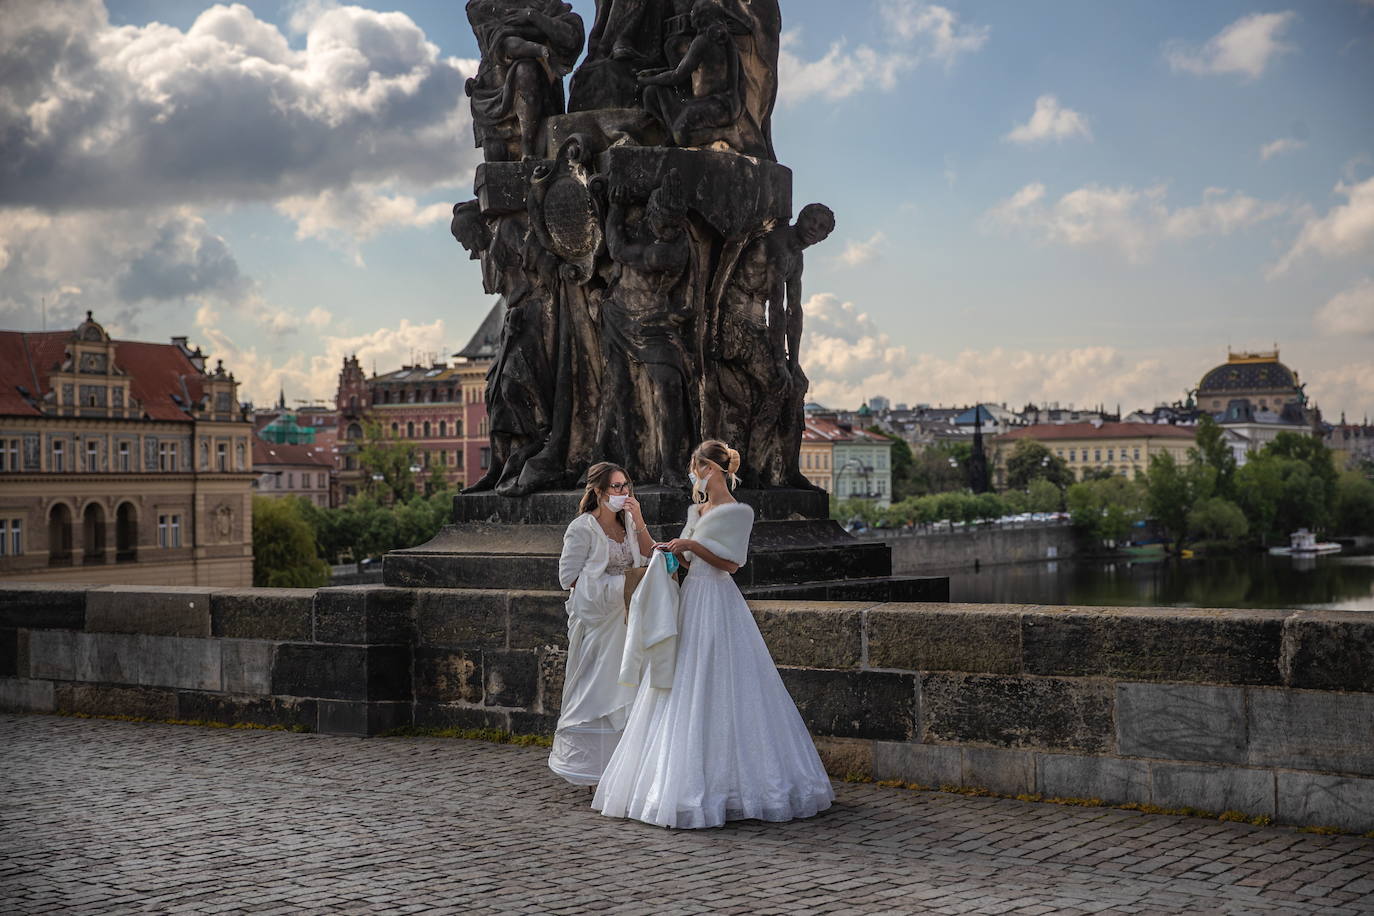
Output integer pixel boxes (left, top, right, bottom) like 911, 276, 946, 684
0, 313, 254, 585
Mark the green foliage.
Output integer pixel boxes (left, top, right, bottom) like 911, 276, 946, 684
866, 427, 920, 501
1192, 415, 1237, 499
252, 495, 330, 588
1066, 476, 1144, 546
1334, 471, 1374, 535
1026, 477, 1063, 512
1187, 497, 1249, 545
1144, 451, 1214, 552
1004, 439, 1073, 490
299, 487, 456, 564
1234, 452, 1328, 544
907, 441, 970, 495
356, 419, 419, 503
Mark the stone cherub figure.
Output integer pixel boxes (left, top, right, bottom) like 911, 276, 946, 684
465, 0, 584, 161
594, 169, 694, 486
451, 200, 559, 495
637, 0, 747, 152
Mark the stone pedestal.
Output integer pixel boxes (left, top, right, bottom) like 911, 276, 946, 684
383, 488, 948, 602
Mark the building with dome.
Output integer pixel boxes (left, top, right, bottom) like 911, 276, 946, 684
1196, 349, 1305, 415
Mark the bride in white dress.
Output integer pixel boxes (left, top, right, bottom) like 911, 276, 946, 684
593, 440, 835, 828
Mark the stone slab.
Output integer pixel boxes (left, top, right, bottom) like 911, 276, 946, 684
1246, 687, 1374, 776
962, 746, 1036, 796
921, 673, 1114, 754
1116, 682, 1246, 764
780, 668, 916, 741
317, 699, 410, 737
271, 644, 370, 701
0, 628, 17, 678
0, 677, 55, 713
1276, 772, 1374, 832
483, 649, 538, 709
867, 604, 1021, 674
413, 648, 484, 705
210, 589, 313, 642
507, 591, 570, 650
0, 583, 91, 629
53, 683, 178, 719
411, 703, 511, 732
871, 741, 962, 786
314, 586, 413, 645
86, 586, 215, 638
1021, 607, 1286, 686
741, 576, 949, 602
414, 589, 508, 649
451, 486, 826, 526
74, 632, 144, 684
175, 693, 317, 731
747, 602, 867, 669
221, 640, 274, 696
1150, 762, 1275, 816
537, 647, 566, 716
139, 635, 222, 692
508, 710, 557, 736
1036, 753, 1151, 804
27, 629, 77, 680
1282, 611, 1374, 693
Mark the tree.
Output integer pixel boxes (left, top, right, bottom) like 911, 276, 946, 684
252, 496, 330, 588
909, 442, 969, 495
357, 419, 419, 503
1026, 477, 1062, 512
1004, 439, 1073, 490
1066, 476, 1143, 546
1144, 451, 1214, 552
1188, 497, 1248, 545
1334, 471, 1374, 535
1192, 415, 1237, 500
1264, 431, 1338, 510
1234, 453, 1326, 543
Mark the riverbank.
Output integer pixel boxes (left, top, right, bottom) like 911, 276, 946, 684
862, 522, 1081, 575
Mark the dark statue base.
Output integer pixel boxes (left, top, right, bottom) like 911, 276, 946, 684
383, 490, 949, 602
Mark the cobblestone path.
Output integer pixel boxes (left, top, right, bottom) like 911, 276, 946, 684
2, 715, 1371, 915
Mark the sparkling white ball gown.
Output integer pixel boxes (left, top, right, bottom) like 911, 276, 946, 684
592, 502, 834, 828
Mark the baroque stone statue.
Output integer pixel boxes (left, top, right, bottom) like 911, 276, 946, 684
455, 0, 831, 494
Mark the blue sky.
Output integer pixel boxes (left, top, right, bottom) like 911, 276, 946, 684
3, 1, 1373, 419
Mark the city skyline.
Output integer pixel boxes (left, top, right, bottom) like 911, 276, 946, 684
2, 1, 1373, 419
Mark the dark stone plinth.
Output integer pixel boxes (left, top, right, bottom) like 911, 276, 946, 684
920, 673, 1115, 754
271, 644, 411, 702
0, 583, 92, 629
781, 668, 917, 741
453, 486, 827, 525
1283, 611, 1374, 693
211, 589, 313, 642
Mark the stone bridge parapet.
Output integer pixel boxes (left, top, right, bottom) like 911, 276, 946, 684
2, 583, 1371, 831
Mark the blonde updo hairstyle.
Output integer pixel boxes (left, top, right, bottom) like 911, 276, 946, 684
691, 439, 740, 502
580, 461, 630, 514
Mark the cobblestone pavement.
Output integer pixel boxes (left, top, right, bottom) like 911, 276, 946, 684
2, 715, 1372, 915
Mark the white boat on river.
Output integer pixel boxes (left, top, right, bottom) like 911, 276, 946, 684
1269, 529, 1342, 556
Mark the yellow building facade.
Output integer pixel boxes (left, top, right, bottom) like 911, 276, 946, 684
993, 422, 1197, 485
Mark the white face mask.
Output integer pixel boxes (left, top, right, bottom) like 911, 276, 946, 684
606, 493, 629, 511
689, 470, 710, 487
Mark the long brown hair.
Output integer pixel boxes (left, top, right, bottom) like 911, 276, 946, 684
580, 461, 629, 514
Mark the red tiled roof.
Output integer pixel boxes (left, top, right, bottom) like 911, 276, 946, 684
995, 422, 1196, 442
805, 417, 889, 443
0, 329, 203, 421
252, 437, 331, 468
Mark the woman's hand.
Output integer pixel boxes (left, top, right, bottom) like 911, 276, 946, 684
623, 495, 644, 522
658, 538, 695, 556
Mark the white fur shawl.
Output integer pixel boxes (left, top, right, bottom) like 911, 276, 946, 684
683, 502, 754, 567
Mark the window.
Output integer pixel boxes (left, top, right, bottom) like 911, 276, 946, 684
217, 442, 228, 471
479, 417, 489, 436
423, 421, 431, 438
480, 447, 491, 469
236, 441, 245, 470
157, 514, 181, 548
1068, 449, 1076, 462
1056, 449, 1063, 458
407, 421, 415, 438
158, 442, 176, 471
440, 451, 447, 466
51, 439, 65, 472
391, 423, 399, 436
1, 438, 19, 471
1093, 449, 1101, 462
455, 449, 464, 466
118, 441, 131, 471
86, 440, 99, 471
1107, 449, 1114, 462
1133, 447, 1140, 460
439, 420, 447, 437
3, 519, 21, 556
287, 472, 295, 489
454, 419, 463, 437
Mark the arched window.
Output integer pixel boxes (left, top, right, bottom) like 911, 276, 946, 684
391, 422, 399, 436
423, 421, 431, 438
455, 419, 463, 437
406, 421, 415, 438
116, 502, 138, 562
438, 420, 447, 437
347, 423, 362, 440
48, 504, 73, 565
349, 395, 358, 411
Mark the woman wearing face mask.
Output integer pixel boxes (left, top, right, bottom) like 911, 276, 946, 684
550, 462, 655, 787
594, 440, 834, 828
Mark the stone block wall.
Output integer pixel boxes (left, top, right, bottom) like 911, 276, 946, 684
3, 583, 1372, 831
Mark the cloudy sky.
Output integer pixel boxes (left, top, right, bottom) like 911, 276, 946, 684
3, 1, 1373, 420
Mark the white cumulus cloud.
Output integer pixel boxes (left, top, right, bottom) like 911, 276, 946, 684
1272, 176, 1374, 275
1260, 137, 1306, 161
1006, 95, 1092, 145
1315, 278, 1374, 337
778, 3, 987, 104
987, 182, 1287, 263
838, 232, 887, 267
1165, 11, 1296, 80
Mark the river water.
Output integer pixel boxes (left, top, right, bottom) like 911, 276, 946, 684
945, 551, 1374, 611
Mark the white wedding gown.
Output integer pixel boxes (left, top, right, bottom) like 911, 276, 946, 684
592, 503, 834, 829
